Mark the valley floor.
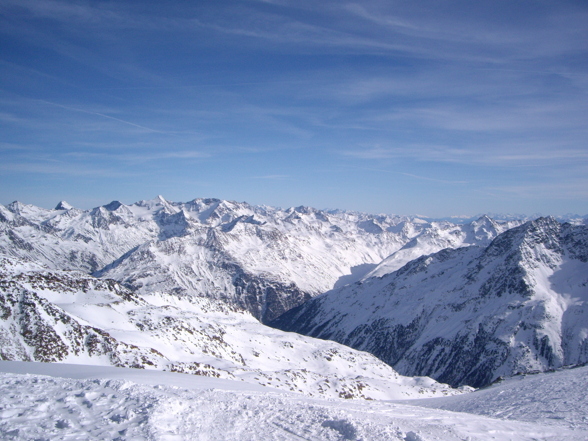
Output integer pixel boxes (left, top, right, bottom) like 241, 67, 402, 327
1, 361, 587, 440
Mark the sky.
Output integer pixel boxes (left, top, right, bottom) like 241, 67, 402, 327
1, 0, 587, 217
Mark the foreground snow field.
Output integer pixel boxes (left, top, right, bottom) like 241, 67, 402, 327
1, 361, 587, 440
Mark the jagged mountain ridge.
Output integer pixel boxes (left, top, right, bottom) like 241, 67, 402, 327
271, 217, 588, 388
0, 256, 463, 400
0, 196, 516, 322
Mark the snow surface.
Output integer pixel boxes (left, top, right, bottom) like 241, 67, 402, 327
364, 216, 518, 279
2, 361, 587, 440
402, 365, 588, 432
2, 199, 587, 439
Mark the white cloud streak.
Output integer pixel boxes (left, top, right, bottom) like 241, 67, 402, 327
340, 140, 588, 168
37, 100, 162, 133
251, 174, 290, 179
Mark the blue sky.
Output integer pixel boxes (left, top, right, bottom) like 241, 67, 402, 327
1, 0, 587, 217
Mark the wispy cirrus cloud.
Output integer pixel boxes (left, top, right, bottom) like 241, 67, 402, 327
1, 0, 587, 215
377, 101, 588, 133
340, 140, 588, 168
0, 0, 119, 23
251, 174, 290, 180
36, 99, 163, 133
64, 150, 210, 162
399, 172, 467, 185
0, 159, 136, 178
486, 179, 588, 200
0, 142, 37, 152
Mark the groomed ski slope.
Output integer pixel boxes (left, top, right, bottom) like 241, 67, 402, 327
1, 361, 587, 440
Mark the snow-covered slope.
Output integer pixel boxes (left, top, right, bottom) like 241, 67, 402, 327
405, 365, 588, 431
1, 361, 587, 440
0, 256, 461, 400
1, 197, 512, 322
0, 200, 156, 273
365, 215, 519, 278
272, 217, 588, 387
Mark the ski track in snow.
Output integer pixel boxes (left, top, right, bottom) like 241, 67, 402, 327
1, 362, 588, 440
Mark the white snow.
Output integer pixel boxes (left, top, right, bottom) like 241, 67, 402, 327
1, 361, 587, 440
364, 216, 519, 279
273, 218, 588, 387
402, 366, 588, 432
1, 198, 518, 318
2, 200, 586, 439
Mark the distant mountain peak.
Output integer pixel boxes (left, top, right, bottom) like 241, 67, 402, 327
6, 201, 26, 214
54, 201, 74, 210
102, 201, 122, 211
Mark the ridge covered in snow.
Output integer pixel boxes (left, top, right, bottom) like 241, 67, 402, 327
0, 196, 516, 322
272, 217, 588, 387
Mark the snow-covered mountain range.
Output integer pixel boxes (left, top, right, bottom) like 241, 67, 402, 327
1, 196, 586, 396
272, 217, 588, 387
0, 196, 519, 323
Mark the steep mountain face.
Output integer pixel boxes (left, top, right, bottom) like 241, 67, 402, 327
0, 256, 463, 400
0, 197, 512, 322
271, 218, 588, 388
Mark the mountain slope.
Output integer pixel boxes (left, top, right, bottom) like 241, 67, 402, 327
364, 215, 518, 278
271, 217, 588, 387
405, 365, 588, 431
0, 256, 461, 400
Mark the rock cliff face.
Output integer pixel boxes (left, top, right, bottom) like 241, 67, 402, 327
271, 218, 588, 387
0, 197, 514, 322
